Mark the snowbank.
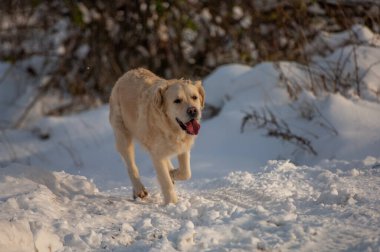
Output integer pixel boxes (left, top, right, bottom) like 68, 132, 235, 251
199, 25, 380, 170
0, 164, 97, 252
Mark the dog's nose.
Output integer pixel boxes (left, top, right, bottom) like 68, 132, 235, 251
187, 106, 198, 118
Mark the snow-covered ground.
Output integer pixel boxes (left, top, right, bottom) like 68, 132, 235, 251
1, 159, 380, 251
1, 25, 380, 251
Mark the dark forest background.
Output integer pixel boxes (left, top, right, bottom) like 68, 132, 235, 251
1, 0, 379, 110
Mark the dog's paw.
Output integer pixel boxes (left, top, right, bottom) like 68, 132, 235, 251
163, 191, 178, 205
133, 186, 148, 200
170, 169, 191, 181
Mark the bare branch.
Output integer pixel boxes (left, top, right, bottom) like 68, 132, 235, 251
241, 108, 318, 156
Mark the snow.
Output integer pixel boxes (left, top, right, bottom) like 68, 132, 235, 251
1, 161, 379, 251
0, 18, 71, 129
203, 63, 251, 108
1, 25, 380, 251
305, 24, 380, 55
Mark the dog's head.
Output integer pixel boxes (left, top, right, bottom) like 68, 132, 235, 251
154, 80, 205, 135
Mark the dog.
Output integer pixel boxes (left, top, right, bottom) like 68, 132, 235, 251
109, 68, 205, 204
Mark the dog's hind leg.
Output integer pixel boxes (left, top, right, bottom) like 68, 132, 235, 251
115, 128, 148, 199
110, 91, 147, 200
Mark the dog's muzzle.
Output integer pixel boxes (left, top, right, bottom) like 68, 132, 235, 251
176, 118, 200, 135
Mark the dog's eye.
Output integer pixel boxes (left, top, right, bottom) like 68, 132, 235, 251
191, 95, 198, 100
174, 99, 182, 104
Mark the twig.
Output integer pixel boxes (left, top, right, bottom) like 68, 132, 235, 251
13, 76, 54, 128
311, 101, 339, 136
241, 108, 317, 155
59, 141, 83, 169
0, 64, 14, 86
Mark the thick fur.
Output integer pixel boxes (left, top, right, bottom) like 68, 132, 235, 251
109, 68, 205, 204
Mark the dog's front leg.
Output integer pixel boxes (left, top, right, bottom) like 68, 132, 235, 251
170, 152, 191, 181
152, 157, 178, 204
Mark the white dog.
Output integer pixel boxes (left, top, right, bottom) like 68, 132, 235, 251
109, 68, 205, 204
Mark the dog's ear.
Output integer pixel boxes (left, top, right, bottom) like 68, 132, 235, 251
194, 80, 205, 109
153, 83, 168, 109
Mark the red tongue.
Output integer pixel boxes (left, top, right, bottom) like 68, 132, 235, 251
185, 119, 200, 135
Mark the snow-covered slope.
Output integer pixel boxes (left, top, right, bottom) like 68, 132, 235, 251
1, 25, 380, 251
